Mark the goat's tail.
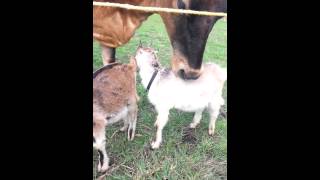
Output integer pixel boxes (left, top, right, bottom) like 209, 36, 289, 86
215, 65, 227, 82
219, 97, 225, 106
220, 67, 227, 81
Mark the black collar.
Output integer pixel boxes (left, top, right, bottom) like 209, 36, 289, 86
146, 69, 158, 92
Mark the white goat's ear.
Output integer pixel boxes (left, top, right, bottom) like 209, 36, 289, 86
136, 41, 143, 52
138, 40, 143, 48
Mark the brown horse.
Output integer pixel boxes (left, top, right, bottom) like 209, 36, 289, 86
93, 0, 227, 79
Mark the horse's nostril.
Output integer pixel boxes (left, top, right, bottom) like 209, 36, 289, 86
177, 69, 201, 80
187, 72, 200, 80
187, 75, 200, 80
178, 69, 186, 79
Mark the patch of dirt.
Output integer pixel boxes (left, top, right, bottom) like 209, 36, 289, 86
181, 127, 198, 144
143, 144, 153, 158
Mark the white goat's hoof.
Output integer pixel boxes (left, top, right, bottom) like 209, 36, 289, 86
208, 129, 215, 136
154, 121, 158, 127
151, 141, 160, 149
189, 123, 198, 129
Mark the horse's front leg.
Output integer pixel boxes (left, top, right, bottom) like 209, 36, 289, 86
101, 45, 116, 65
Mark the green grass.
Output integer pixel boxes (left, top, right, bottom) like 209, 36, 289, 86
93, 15, 227, 180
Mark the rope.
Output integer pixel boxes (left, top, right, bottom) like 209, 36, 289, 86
93, 1, 227, 17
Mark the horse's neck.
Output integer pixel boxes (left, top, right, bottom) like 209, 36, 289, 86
93, 0, 155, 47
152, 0, 170, 7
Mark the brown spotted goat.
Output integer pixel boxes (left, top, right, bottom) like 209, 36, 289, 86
93, 58, 138, 173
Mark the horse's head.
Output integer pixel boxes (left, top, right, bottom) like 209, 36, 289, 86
93, 0, 227, 80
159, 0, 227, 80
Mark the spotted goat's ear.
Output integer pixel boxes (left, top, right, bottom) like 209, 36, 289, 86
129, 56, 137, 71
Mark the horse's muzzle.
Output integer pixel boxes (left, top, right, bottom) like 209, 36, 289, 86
178, 69, 201, 80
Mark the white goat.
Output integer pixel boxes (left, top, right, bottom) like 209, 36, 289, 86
135, 46, 226, 149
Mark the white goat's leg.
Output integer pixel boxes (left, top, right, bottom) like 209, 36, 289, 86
189, 109, 204, 128
151, 110, 169, 149
127, 105, 138, 141
208, 103, 221, 136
